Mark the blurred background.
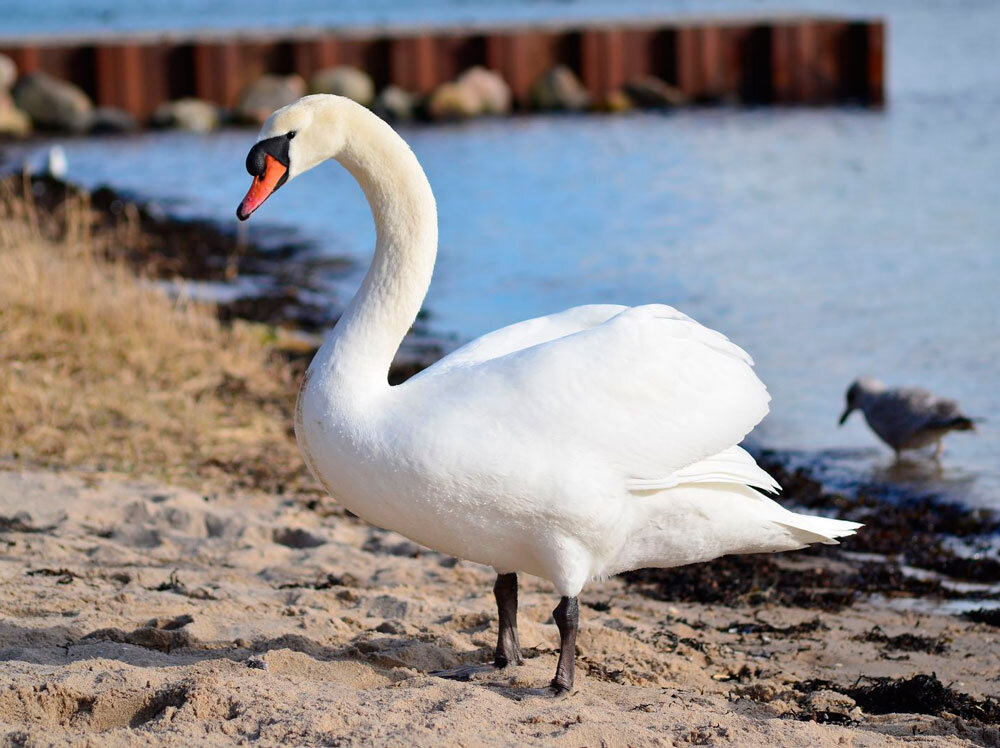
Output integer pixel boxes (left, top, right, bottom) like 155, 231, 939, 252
1, 0, 998, 509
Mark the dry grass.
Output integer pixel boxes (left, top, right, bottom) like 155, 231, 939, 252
0, 177, 312, 493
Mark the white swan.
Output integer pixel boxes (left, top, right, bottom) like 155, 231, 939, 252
236, 95, 861, 694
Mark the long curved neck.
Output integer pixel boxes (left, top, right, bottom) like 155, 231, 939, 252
314, 108, 438, 394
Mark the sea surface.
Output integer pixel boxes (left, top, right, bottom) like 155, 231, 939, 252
3, 0, 999, 508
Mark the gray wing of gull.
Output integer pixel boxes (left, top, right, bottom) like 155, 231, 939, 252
865, 387, 968, 448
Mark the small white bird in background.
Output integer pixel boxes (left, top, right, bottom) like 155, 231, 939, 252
22, 145, 68, 180
839, 377, 977, 458
45, 145, 68, 180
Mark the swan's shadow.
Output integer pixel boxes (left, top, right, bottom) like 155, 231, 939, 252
0, 620, 489, 677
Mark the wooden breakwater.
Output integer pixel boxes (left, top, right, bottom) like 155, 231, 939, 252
0, 15, 884, 119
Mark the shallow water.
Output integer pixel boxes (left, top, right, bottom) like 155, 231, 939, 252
5, 0, 999, 507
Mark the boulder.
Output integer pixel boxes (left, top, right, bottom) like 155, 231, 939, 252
623, 76, 688, 109
12, 72, 94, 133
308, 66, 374, 107
0, 54, 16, 91
90, 106, 136, 134
236, 74, 305, 124
373, 85, 416, 123
151, 98, 220, 132
529, 65, 591, 111
805, 690, 863, 722
600, 89, 633, 113
455, 66, 511, 115
0, 92, 31, 137
426, 82, 482, 121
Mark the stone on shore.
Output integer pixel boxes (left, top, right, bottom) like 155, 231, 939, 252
600, 89, 634, 113
0, 92, 32, 137
12, 72, 94, 133
236, 74, 306, 124
309, 66, 375, 107
623, 76, 688, 108
373, 85, 416, 123
455, 66, 511, 115
529, 65, 591, 111
151, 98, 220, 132
90, 106, 137, 134
426, 82, 482, 121
0, 54, 16, 91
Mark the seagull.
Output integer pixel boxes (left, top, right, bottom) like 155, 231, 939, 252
839, 377, 976, 458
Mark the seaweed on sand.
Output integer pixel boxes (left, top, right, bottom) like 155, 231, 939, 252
795, 674, 1000, 724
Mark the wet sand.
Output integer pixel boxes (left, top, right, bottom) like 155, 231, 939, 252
2, 468, 999, 747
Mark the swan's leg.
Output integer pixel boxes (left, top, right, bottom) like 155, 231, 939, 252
549, 596, 579, 695
933, 439, 944, 460
431, 572, 522, 680
494, 572, 523, 667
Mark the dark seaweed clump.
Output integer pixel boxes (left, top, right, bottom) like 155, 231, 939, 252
759, 456, 1000, 582
963, 608, 1000, 627
718, 617, 827, 636
796, 674, 1000, 724
852, 625, 949, 654
623, 555, 947, 611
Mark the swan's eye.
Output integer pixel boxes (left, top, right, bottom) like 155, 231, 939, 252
287, 131, 297, 140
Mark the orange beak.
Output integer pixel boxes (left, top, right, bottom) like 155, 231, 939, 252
237, 154, 288, 220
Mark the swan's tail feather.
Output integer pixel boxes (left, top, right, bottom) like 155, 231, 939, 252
628, 445, 780, 494
775, 514, 863, 546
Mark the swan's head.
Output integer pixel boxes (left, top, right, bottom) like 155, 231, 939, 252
237, 95, 351, 221
839, 376, 885, 425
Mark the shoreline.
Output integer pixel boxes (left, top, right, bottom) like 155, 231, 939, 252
5, 171, 1000, 613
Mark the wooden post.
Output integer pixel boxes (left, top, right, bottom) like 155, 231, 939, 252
94, 44, 144, 114
390, 35, 437, 93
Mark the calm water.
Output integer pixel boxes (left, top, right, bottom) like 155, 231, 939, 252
4, 0, 999, 507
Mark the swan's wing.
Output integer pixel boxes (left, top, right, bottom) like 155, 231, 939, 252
412, 304, 627, 377
415, 304, 770, 483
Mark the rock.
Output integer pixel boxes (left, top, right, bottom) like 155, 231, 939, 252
806, 689, 863, 721
308, 66, 374, 107
623, 75, 688, 108
373, 85, 416, 123
12, 72, 94, 133
0, 107, 31, 137
375, 620, 406, 635
455, 66, 511, 115
236, 74, 305, 124
90, 106, 136, 134
0, 54, 16, 91
367, 595, 408, 619
0, 91, 31, 137
601, 89, 633, 113
529, 65, 591, 111
151, 98, 219, 132
426, 81, 482, 121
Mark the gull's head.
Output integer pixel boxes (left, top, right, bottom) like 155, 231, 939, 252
237, 95, 352, 221
839, 377, 885, 425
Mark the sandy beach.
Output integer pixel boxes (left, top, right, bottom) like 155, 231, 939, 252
2, 466, 999, 747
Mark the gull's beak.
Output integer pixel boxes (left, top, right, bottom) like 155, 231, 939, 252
237, 153, 288, 221
838, 407, 852, 426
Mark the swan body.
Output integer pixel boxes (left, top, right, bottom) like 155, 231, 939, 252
237, 95, 861, 692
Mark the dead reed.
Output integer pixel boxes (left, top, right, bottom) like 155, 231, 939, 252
0, 176, 311, 493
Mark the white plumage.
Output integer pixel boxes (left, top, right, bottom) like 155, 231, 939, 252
238, 95, 861, 693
